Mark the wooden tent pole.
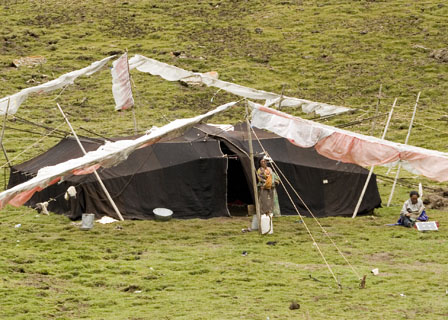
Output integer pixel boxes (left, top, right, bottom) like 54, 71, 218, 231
56, 103, 124, 221
352, 98, 397, 218
131, 107, 138, 134
277, 84, 286, 110
0, 98, 11, 168
1, 98, 10, 140
387, 92, 421, 207
125, 49, 138, 135
245, 102, 261, 234
1, 98, 11, 190
370, 84, 382, 135
79, 126, 114, 142
337, 112, 388, 129
3, 125, 65, 139
13, 114, 71, 136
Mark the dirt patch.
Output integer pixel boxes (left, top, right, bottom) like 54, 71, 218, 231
376, 272, 397, 277
271, 261, 303, 269
429, 48, 448, 63
122, 284, 141, 292
21, 274, 65, 292
423, 191, 448, 210
180, 26, 283, 62
270, 261, 325, 271
366, 252, 395, 263
394, 262, 445, 275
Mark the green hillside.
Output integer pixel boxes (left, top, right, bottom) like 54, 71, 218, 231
1, 1, 448, 319
1, 0, 448, 188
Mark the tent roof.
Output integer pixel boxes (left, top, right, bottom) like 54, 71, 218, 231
12, 129, 222, 180
195, 123, 369, 174
13, 123, 370, 178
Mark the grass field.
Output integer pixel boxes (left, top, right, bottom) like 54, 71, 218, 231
1, 206, 448, 319
1, 0, 448, 318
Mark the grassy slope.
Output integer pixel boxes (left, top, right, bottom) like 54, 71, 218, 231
1, 209, 448, 319
1, 0, 448, 318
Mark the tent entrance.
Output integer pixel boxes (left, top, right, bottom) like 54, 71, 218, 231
220, 142, 252, 216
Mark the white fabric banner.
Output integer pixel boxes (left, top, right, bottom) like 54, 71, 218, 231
249, 101, 334, 147
128, 54, 193, 81
128, 54, 352, 116
0, 55, 115, 115
111, 53, 134, 111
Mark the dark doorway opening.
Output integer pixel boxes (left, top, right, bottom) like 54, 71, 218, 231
220, 142, 252, 216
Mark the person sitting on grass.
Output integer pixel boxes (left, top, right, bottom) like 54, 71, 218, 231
398, 190, 428, 227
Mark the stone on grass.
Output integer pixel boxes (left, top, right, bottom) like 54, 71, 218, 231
430, 48, 448, 62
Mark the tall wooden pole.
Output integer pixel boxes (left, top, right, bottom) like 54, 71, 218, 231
278, 84, 286, 110
387, 92, 421, 207
352, 98, 397, 218
0, 98, 11, 168
131, 107, 138, 134
56, 103, 124, 221
370, 84, 382, 135
1, 98, 11, 190
246, 102, 261, 234
125, 49, 138, 135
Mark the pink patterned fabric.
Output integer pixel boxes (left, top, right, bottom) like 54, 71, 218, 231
315, 132, 400, 166
9, 177, 61, 207
251, 106, 448, 182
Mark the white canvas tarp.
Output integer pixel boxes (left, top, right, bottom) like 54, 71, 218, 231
128, 54, 352, 116
111, 52, 134, 111
0, 55, 115, 115
0, 53, 352, 117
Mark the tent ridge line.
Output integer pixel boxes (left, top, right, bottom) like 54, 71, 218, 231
193, 126, 250, 158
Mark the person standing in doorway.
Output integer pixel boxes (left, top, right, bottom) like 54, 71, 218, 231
242, 158, 277, 233
257, 158, 274, 215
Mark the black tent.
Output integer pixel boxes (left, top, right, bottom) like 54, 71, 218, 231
8, 124, 381, 219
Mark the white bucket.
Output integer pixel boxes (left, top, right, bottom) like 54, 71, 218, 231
261, 214, 273, 235
80, 213, 95, 230
251, 214, 259, 230
153, 208, 173, 221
